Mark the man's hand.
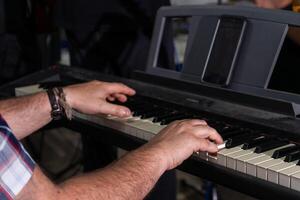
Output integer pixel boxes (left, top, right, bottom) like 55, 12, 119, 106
141, 119, 224, 170
63, 80, 136, 117
254, 0, 292, 9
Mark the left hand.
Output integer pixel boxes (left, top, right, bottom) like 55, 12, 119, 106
63, 80, 136, 117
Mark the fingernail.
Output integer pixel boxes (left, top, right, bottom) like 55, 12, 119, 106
120, 109, 130, 116
120, 110, 126, 116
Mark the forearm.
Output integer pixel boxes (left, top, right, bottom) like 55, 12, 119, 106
60, 147, 166, 200
0, 92, 51, 140
18, 147, 167, 200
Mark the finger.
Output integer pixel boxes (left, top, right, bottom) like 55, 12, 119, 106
170, 119, 207, 128
205, 140, 219, 153
106, 83, 136, 96
112, 93, 128, 103
207, 129, 224, 145
184, 119, 207, 126
193, 125, 223, 144
197, 140, 217, 153
196, 139, 209, 152
107, 96, 116, 102
100, 102, 132, 117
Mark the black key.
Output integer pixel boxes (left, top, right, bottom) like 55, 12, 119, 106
127, 104, 146, 112
272, 145, 300, 159
254, 140, 289, 153
209, 123, 227, 133
152, 111, 180, 123
242, 136, 270, 150
132, 106, 158, 117
141, 110, 167, 119
221, 126, 240, 134
221, 129, 244, 140
225, 133, 258, 148
284, 150, 300, 163
160, 114, 189, 125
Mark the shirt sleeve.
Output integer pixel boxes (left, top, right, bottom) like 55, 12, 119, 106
0, 116, 35, 200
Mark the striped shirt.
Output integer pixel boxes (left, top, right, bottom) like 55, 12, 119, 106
0, 116, 35, 200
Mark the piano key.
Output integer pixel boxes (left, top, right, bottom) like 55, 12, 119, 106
152, 112, 180, 123
257, 159, 285, 180
226, 148, 255, 169
242, 136, 269, 150
236, 144, 291, 173
221, 129, 245, 140
254, 140, 289, 153
225, 133, 257, 149
236, 153, 266, 173
220, 126, 240, 134
84, 113, 166, 141
195, 152, 209, 161
291, 171, 300, 192
140, 110, 167, 119
256, 144, 294, 180
267, 161, 298, 184
246, 155, 275, 176
208, 122, 232, 133
131, 103, 158, 112
272, 145, 300, 159
278, 165, 300, 188
284, 150, 300, 163
160, 114, 190, 125
218, 143, 226, 151
213, 145, 244, 166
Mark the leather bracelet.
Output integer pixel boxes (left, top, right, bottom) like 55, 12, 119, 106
46, 88, 63, 120
54, 87, 73, 120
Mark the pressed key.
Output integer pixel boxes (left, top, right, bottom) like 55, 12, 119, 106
221, 129, 244, 140
208, 122, 227, 133
272, 145, 300, 159
160, 114, 189, 125
242, 136, 270, 150
254, 140, 289, 153
225, 133, 258, 148
152, 111, 179, 123
221, 126, 240, 134
129, 104, 151, 112
141, 110, 167, 119
132, 107, 159, 117
285, 151, 300, 163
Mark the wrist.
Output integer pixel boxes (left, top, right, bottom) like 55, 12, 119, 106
62, 87, 75, 109
135, 144, 170, 172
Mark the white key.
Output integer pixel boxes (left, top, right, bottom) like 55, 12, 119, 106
246, 155, 274, 176
213, 146, 244, 166
226, 148, 255, 169
257, 159, 284, 180
279, 165, 300, 188
267, 161, 298, 184
74, 112, 161, 140
236, 145, 291, 173
15, 84, 43, 96
236, 153, 266, 173
291, 171, 300, 192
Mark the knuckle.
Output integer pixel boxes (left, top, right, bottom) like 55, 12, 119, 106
178, 121, 189, 128
91, 80, 100, 85
199, 120, 207, 125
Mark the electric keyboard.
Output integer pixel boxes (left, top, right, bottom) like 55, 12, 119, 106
11, 66, 300, 199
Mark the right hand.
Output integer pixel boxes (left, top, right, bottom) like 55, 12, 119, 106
142, 119, 224, 171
